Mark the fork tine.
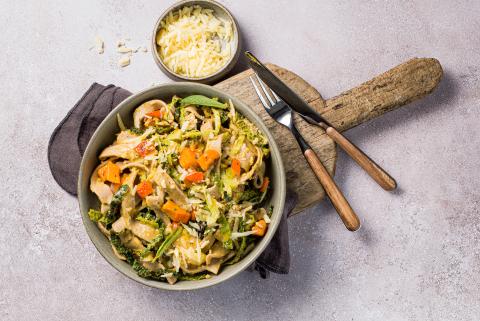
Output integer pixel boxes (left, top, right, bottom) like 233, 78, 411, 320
270, 89, 281, 102
249, 76, 271, 109
254, 73, 276, 105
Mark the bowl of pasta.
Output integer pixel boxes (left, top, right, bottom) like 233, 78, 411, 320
78, 83, 286, 290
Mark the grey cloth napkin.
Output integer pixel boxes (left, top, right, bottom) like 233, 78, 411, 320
48, 83, 296, 277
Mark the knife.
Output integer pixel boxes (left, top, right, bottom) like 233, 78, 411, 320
245, 51, 397, 191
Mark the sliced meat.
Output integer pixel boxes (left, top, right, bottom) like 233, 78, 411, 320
153, 169, 189, 207
133, 100, 167, 128
90, 163, 113, 204
99, 131, 143, 160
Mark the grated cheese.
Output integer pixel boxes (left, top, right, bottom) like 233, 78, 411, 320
231, 231, 254, 240
118, 55, 131, 67
263, 213, 271, 224
156, 5, 233, 78
181, 223, 198, 238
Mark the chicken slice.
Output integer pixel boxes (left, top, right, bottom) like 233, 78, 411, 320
90, 163, 113, 204
133, 100, 167, 128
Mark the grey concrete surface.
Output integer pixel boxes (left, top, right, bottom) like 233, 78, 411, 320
1, 0, 479, 320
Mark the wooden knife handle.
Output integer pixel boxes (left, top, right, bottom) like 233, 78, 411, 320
326, 127, 397, 191
304, 149, 360, 231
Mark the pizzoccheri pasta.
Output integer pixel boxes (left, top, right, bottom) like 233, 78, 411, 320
88, 95, 272, 283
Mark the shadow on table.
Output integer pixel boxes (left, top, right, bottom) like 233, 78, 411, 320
220, 33, 251, 82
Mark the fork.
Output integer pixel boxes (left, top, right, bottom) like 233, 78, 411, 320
250, 74, 360, 231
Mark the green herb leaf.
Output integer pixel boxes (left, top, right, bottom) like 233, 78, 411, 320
180, 95, 227, 109
239, 188, 261, 203
152, 227, 183, 263
140, 231, 165, 258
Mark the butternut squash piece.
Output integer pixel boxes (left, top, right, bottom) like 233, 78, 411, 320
179, 147, 197, 169
197, 149, 220, 171
136, 181, 153, 199
231, 158, 241, 177
162, 200, 191, 224
184, 172, 204, 185
252, 219, 267, 237
260, 177, 270, 193
98, 161, 121, 184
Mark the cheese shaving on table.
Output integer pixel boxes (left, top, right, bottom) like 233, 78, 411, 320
95, 36, 104, 54
118, 55, 131, 68
156, 5, 233, 78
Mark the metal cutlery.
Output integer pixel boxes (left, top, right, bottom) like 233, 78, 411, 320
250, 74, 361, 231
245, 51, 397, 191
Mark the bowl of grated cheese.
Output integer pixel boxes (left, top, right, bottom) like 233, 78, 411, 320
152, 0, 241, 84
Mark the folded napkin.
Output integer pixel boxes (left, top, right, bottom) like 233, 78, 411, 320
48, 83, 297, 278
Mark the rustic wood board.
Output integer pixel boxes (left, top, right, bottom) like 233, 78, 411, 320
215, 58, 443, 215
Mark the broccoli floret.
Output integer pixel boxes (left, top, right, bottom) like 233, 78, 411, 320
223, 239, 233, 250
155, 126, 173, 135
129, 127, 144, 135
88, 209, 103, 222
239, 188, 262, 203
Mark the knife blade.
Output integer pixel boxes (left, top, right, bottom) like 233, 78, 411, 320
245, 51, 330, 128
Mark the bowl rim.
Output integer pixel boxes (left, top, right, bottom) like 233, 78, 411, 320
77, 82, 286, 290
151, 0, 241, 84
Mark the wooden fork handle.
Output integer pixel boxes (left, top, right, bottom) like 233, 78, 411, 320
325, 127, 397, 191
304, 149, 361, 231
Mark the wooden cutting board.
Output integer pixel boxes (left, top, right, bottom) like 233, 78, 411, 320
214, 58, 443, 215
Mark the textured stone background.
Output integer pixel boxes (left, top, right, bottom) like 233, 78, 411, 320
1, 1, 479, 320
